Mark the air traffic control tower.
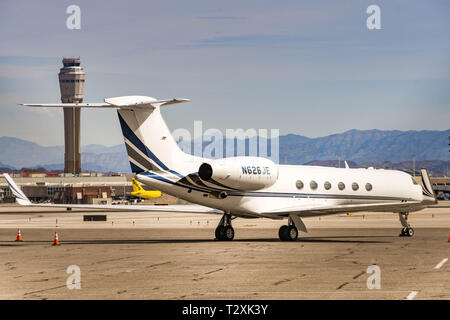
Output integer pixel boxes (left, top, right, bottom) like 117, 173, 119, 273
58, 58, 85, 174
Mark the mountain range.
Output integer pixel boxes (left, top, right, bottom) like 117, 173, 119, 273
0, 129, 448, 174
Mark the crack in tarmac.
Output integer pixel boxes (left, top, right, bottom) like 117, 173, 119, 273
353, 271, 365, 279
273, 278, 292, 286
204, 268, 223, 275
146, 261, 172, 268
336, 282, 349, 290
23, 283, 71, 297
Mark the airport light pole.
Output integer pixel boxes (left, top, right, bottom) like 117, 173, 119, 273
412, 155, 416, 177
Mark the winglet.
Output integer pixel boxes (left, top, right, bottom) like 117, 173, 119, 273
420, 168, 437, 204
3, 174, 32, 206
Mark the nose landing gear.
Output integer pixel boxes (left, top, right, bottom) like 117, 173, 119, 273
398, 212, 414, 237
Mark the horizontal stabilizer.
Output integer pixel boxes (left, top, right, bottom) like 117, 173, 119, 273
21, 96, 190, 110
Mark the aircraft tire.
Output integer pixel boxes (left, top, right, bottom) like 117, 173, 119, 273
287, 225, 298, 241
406, 227, 414, 237
215, 226, 224, 240
278, 225, 289, 241
218, 226, 234, 241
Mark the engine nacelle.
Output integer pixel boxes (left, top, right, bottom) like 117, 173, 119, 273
198, 156, 279, 191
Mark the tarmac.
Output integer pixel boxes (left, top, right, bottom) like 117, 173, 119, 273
0, 202, 449, 300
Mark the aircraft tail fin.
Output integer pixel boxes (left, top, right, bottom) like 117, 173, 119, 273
132, 178, 144, 192
22, 95, 192, 175
3, 174, 32, 206
114, 97, 192, 175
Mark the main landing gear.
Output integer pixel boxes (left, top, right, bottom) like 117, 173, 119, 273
278, 217, 298, 241
398, 212, 414, 237
215, 214, 235, 241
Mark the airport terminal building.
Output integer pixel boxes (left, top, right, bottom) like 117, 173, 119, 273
0, 172, 180, 205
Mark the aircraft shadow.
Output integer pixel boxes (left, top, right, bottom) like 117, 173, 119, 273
0, 236, 390, 245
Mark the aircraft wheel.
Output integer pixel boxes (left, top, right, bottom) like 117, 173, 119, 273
287, 225, 298, 241
215, 226, 224, 240
399, 227, 414, 237
218, 226, 234, 241
406, 227, 414, 237
279, 225, 289, 241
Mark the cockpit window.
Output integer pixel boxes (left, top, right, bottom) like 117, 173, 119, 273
411, 177, 418, 185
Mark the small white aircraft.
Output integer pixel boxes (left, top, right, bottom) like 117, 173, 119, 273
5, 95, 437, 241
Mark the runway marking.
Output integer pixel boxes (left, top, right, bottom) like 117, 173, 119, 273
405, 291, 419, 300
434, 258, 448, 270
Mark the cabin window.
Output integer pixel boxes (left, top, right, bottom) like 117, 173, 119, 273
310, 180, 318, 190
352, 182, 359, 191
365, 183, 373, 191
324, 181, 331, 190
296, 180, 304, 189
338, 182, 345, 190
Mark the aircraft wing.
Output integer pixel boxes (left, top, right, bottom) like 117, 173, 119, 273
261, 201, 424, 218
3, 173, 223, 215
33, 203, 223, 214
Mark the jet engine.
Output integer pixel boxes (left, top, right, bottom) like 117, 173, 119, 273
198, 156, 279, 191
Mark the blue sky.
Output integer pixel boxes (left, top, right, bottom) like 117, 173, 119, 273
0, 0, 449, 146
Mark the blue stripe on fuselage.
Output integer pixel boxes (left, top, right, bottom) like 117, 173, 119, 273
130, 161, 145, 174
141, 171, 412, 202
117, 112, 183, 178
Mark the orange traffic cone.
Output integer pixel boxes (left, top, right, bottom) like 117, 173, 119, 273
15, 229, 22, 242
53, 232, 60, 246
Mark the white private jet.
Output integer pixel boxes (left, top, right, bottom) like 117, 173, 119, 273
4, 95, 437, 241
